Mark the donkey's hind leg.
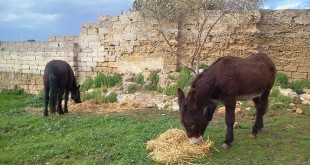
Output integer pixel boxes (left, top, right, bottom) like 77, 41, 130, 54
251, 90, 270, 138
44, 86, 50, 117
57, 89, 65, 115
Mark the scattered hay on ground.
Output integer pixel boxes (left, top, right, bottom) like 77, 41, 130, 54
26, 100, 144, 115
68, 100, 142, 114
146, 129, 214, 164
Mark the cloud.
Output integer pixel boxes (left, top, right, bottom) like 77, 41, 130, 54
275, 3, 302, 9
0, 0, 61, 29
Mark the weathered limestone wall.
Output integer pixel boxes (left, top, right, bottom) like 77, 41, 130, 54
0, 9, 309, 94
0, 37, 80, 93
177, 9, 310, 82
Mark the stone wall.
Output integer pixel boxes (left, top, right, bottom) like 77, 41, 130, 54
0, 9, 309, 94
0, 37, 80, 93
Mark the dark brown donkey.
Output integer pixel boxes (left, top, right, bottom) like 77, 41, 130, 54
177, 53, 276, 149
43, 60, 81, 116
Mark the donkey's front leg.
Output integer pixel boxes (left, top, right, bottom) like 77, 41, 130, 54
222, 98, 236, 149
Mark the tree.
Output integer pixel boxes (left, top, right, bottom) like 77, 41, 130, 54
132, 0, 263, 74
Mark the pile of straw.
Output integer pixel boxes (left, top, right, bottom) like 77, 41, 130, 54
67, 100, 142, 114
146, 129, 214, 164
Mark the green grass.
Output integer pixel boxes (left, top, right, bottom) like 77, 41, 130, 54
1, 92, 310, 164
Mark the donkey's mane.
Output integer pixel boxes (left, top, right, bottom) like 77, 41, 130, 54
191, 57, 223, 89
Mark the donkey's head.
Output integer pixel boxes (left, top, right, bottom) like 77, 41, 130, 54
71, 85, 81, 103
177, 88, 217, 144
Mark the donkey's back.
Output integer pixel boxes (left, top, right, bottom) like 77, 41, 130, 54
211, 53, 276, 101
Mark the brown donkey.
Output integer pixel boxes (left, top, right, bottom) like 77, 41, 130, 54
177, 53, 276, 149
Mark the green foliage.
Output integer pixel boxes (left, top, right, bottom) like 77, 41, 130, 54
82, 89, 117, 103
162, 85, 178, 96
26, 90, 45, 107
199, 63, 209, 70
275, 73, 289, 87
82, 73, 122, 91
275, 73, 310, 91
177, 67, 193, 89
128, 84, 137, 93
135, 73, 144, 85
81, 77, 94, 91
0, 88, 25, 95
269, 88, 291, 110
144, 72, 159, 91
288, 79, 310, 91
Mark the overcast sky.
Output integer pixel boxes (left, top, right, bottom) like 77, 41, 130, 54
0, 0, 309, 41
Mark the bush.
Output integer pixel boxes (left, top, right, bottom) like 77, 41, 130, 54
144, 72, 159, 91
288, 79, 310, 91
177, 67, 193, 89
162, 85, 178, 96
275, 73, 289, 87
82, 77, 94, 91
85, 73, 122, 89
135, 73, 144, 85
128, 84, 137, 93
275, 73, 310, 91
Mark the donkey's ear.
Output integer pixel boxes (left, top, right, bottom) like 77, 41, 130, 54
188, 89, 197, 110
177, 88, 185, 105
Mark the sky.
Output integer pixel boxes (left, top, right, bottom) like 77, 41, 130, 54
0, 0, 309, 42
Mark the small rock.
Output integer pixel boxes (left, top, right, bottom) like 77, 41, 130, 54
289, 103, 295, 107
300, 93, 310, 100
302, 100, 310, 105
235, 108, 242, 114
218, 107, 225, 114
291, 96, 302, 104
278, 87, 293, 96
303, 88, 310, 93
296, 108, 303, 114
233, 122, 239, 129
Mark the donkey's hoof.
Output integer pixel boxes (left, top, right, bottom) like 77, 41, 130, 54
250, 133, 257, 139
222, 143, 230, 150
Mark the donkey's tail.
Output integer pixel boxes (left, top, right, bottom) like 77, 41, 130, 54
49, 68, 58, 113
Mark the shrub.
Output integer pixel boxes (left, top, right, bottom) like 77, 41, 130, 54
275, 73, 289, 87
275, 73, 310, 91
177, 67, 193, 89
162, 85, 178, 96
144, 72, 159, 91
288, 79, 310, 91
135, 73, 144, 85
88, 73, 122, 89
82, 77, 94, 91
128, 84, 137, 93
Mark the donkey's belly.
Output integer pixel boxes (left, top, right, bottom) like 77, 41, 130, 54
236, 93, 261, 101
